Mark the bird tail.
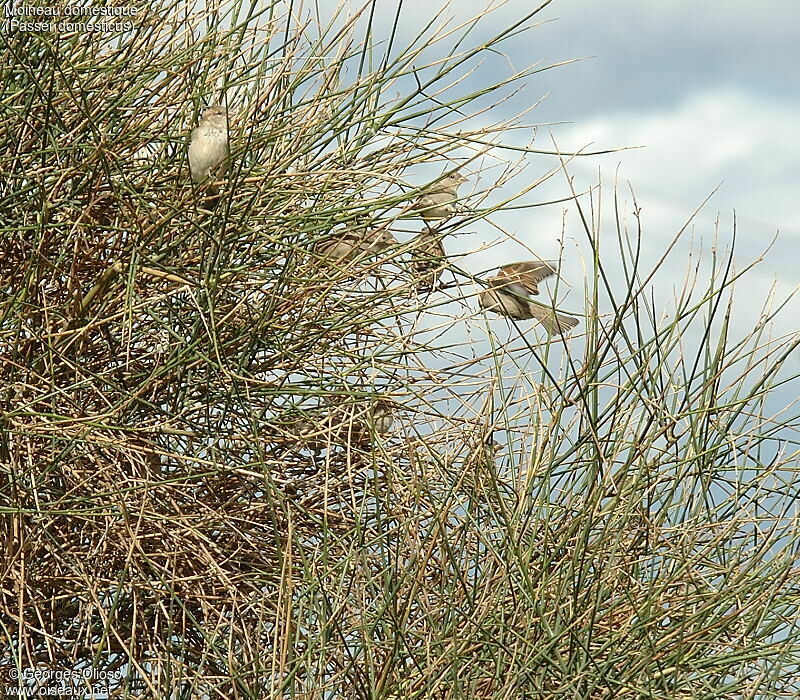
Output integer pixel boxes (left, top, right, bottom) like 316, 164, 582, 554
529, 303, 579, 335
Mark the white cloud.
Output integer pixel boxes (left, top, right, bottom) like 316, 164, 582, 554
529, 87, 800, 338
443, 87, 799, 347
556, 87, 800, 239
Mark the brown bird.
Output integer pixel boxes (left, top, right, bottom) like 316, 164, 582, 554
279, 397, 396, 452
315, 226, 397, 264
478, 261, 579, 335
330, 396, 396, 445
366, 398, 395, 436
188, 105, 228, 183
413, 172, 467, 224
475, 434, 503, 463
407, 230, 447, 291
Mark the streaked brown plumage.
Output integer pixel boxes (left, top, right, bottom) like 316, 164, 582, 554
188, 105, 228, 183
408, 231, 446, 290
478, 260, 579, 335
413, 172, 467, 223
315, 226, 397, 264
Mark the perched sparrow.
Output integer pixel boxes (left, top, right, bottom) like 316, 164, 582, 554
479, 260, 579, 335
413, 172, 467, 224
188, 105, 228, 183
408, 230, 446, 291
474, 434, 503, 463
368, 398, 395, 436
274, 397, 396, 452
315, 226, 397, 264
334, 397, 396, 444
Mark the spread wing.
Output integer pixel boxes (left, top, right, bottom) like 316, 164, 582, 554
497, 261, 558, 295
486, 277, 532, 301
487, 264, 579, 334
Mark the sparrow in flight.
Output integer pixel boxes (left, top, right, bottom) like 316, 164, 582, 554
479, 260, 579, 335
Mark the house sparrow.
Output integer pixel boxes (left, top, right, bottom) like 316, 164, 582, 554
188, 105, 228, 183
479, 260, 579, 335
408, 230, 446, 290
333, 397, 395, 444
474, 434, 503, 463
368, 398, 395, 436
413, 172, 467, 224
274, 397, 396, 452
315, 226, 397, 264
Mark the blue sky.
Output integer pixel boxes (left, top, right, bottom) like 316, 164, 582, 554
539, 0, 798, 348
528, 0, 800, 243
298, 0, 798, 400
306, 0, 799, 254
385, 0, 799, 341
